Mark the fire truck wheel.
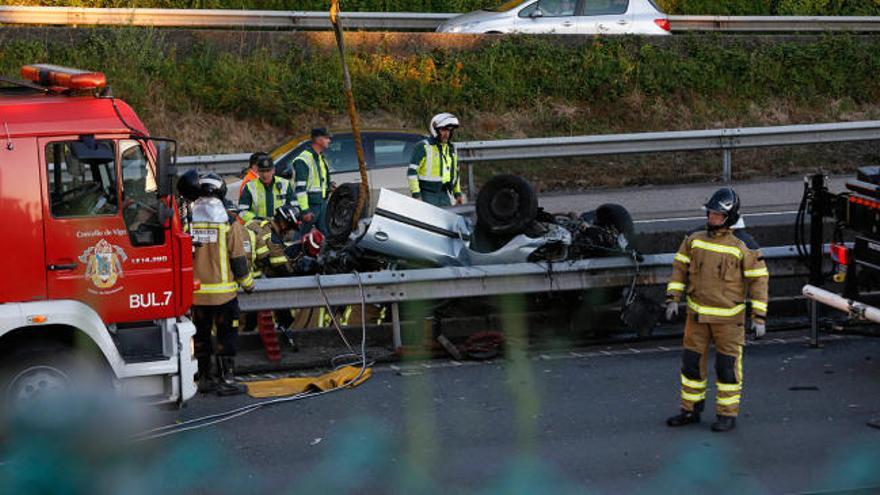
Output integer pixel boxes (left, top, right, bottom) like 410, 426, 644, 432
0, 341, 110, 407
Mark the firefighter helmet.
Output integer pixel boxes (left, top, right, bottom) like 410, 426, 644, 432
703, 187, 741, 228
429, 112, 460, 138
274, 204, 300, 228
198, 172, 227, 200
177, 169, 202, 202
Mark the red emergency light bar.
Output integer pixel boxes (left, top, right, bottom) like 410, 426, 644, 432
20, 64, 106, 91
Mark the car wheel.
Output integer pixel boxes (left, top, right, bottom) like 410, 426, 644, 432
476, 174, 537, 237
593, 203, 635, 238
325, 183, 368, 246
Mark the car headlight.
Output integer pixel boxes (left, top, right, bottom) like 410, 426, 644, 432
445, 22, 477, 33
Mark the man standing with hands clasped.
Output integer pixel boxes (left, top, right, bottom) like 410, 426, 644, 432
408, 112, 465, 207
664, 187, 770, 432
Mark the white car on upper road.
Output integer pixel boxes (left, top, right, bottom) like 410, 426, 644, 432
437, 0, 671, 35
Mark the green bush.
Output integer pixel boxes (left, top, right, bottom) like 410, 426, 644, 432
2, 30, 878, 130
6, 0, 880, 14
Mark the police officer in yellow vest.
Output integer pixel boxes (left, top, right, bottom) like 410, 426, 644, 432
408, 113, 465, 207
239, 154, 294, 223
293, 128, 333, 232
665, 188, 769, 432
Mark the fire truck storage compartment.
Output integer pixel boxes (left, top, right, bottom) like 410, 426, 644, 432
112, 321, 167, 363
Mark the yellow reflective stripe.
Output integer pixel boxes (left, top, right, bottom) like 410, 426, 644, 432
681, 374, 707, 390
667, 281, 686, 292
716, 395, 741, 406
751, 300, 768, 313
745, 267, 769, 278
687, 297, 745, 317
238, 273, 254, 289
717, 382, 741, 392
681, 390, 706, 402
408, 177, 421, 194
691, 239, 743, 260
269, 256, 287, 265
219, 224, 229, 285
261, 234, 272, 241
256, 246, 270, 256
674, 253, 691, 264
194, 282, 238, 294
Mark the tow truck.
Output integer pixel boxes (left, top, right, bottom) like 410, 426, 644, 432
0, 65, 196, 406
801, 168, 880, 335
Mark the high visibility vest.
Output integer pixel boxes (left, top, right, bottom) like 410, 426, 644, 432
416, 142, 457, 186
294, 149, 329, 199
243, 177, 291, 221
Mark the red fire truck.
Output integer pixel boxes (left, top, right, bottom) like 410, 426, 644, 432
0, 65, 196, 405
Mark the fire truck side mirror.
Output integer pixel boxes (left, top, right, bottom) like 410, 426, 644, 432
153, 138, 178, 197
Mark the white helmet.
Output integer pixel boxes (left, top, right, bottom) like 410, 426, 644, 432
429, 112, 460, 138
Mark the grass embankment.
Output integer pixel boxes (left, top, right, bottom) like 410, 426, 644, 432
1, 30, 878, 190
7, 0, 880, 16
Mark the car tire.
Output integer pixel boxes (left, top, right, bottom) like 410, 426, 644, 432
325, 183, 368, 246
476, 174, 537, 237
593, 203, 634, 238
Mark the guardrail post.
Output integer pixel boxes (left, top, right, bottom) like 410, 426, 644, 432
391, 302, 402, 350
467, 164, 476, 198
722, 148, 732, 183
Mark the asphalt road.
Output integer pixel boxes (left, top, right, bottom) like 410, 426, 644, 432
450, 175, 851, 234
122, 332, 880, 494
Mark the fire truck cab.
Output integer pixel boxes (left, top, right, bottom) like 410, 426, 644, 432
0, 65, 196, 405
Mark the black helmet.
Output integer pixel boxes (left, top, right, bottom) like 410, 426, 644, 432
274, 204, 300, 228
199, 172, 227, 200
703, 187, 741, 228
256, 154, 274, 171
177, 169, 202, 202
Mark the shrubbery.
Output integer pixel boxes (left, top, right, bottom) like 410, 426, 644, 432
1, 30, 877, 130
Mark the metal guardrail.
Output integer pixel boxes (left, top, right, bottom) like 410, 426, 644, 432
238, 245, 810, 347
0, 6, 450, 30
668, 15, 880, 32
1, 6, 879, 32
178, 120, 880, 185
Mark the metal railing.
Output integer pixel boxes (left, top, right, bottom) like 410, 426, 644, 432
239, 245, 810, 347
178, 120, 880, 186
1, 6, 879, 32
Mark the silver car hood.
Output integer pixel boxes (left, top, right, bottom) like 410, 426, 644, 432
357, 189, 571, 267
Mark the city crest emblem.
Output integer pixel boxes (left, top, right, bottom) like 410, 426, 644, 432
79, 239, 128, 290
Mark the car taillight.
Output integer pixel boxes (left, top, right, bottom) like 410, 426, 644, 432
830, 243, 850, 266
654, 18, 671, 32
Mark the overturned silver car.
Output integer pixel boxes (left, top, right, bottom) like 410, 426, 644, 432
318, 175, 636, 271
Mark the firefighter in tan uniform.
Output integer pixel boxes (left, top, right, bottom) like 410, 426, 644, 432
189, 173, 255, 396
665, 187, 769, 432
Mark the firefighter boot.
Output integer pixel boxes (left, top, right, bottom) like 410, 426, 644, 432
216, 356, 246, 397
667, 410, 701, 427
197, 357, 217, 394
711, 415, 737, 432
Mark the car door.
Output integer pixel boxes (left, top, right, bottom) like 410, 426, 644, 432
581, 0, 632, 34
514, 0, 581, 34
41, 136, 177, 323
